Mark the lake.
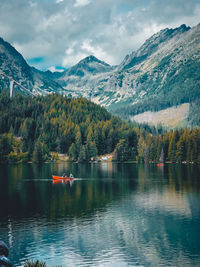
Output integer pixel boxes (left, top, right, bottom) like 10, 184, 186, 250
0, 162, 200, 266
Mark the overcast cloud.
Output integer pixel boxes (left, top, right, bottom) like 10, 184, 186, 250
0, 0, 200, 70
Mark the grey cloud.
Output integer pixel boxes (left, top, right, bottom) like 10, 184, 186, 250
0, 0, 199, 70
149, 0, 199, 20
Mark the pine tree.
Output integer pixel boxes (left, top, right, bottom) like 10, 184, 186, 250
176, 136, 186, 163
168, 130, 179, 163
32, 140, 44, 163
68, 143, 77, 161
114, 139, 129, 162
79, 145, 87, 162
137, 136, 146, 162
87, 141, 98, 160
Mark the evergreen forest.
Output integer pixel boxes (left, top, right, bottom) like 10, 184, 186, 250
0, 92, 200, 164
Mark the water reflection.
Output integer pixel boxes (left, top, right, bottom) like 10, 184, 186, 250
0, 163, 200, 266
52, 179, 74, 186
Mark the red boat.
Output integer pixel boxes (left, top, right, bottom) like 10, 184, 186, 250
52, 175, 74, 180
157, 163, 164, 167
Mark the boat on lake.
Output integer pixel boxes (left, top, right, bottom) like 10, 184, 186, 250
52, 175, 74, 180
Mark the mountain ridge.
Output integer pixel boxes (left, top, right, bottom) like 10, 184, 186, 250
0, 23, 200, 127
52, 23, 200, 115
118, 24, 191, 71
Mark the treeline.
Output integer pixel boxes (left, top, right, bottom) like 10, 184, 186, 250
0, 92, 137, 163
0, 92, 200, 164
138, 128, 200, 163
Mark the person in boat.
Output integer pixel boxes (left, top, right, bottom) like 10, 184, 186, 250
0, 241, 13, 267
62, 173, 67, 178
69, 173, 73, 178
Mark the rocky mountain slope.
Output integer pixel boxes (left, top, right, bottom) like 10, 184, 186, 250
0, 37, 64, 95
113, 23, 200, 111
55, 55, 115, 98
53, 23, 200, 120
0, 23, 200, 127
112, 23, 200, 127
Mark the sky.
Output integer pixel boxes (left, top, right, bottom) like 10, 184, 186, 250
0, 0, 200, 71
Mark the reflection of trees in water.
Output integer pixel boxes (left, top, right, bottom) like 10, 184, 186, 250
1, 163, 200, 222
168, 164, 200, 193
1, 163, 200, 223
0, 163, 200, 266
135, 163, 200, 194
0, 163, 139, 222
132, 164, 200, 223
47, 163, 139, 221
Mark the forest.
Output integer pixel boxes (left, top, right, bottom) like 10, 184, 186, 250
0, 92, 137, 163
137, 127, 200, 163
0, 92, 200, 164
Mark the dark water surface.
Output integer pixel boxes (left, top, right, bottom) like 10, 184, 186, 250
0, 163, 200, 266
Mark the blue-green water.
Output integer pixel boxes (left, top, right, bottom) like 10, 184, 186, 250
0, 163, 200, 266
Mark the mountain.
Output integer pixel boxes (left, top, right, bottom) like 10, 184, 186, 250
0, 37, 64, 95
53, 23, 200, 127
64, 55, 113, 76
0, 23, 200, 127
54, 55, 115, 99
112, 23, 200, 127
118, 24, 191, 71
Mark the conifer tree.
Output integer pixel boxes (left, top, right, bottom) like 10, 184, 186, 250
32, 140, 43, 163
68, 143, 77, 161
114, 139, 129, 162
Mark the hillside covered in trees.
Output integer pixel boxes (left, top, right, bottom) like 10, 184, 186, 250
0, 92, 200, 164
0, 92, 138, 163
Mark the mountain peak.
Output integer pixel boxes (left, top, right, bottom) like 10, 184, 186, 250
179, 24, 191, 31
78, 55, 110, 67
119, 23, 191, 71
61, 55, 112, 77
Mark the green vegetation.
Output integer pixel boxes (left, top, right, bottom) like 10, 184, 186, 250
0, 92, 199, 164
0, 92, 138, 163
138, 127, 200, 164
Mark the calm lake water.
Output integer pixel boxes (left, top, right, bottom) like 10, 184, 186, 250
0, 162, 200, 266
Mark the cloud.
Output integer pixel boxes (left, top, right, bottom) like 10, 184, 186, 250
48, 66, 65, 72
0, 0, 200, 70
62, 39, 114, 67
74, 0, 91, 8
56, 0, 64, 3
